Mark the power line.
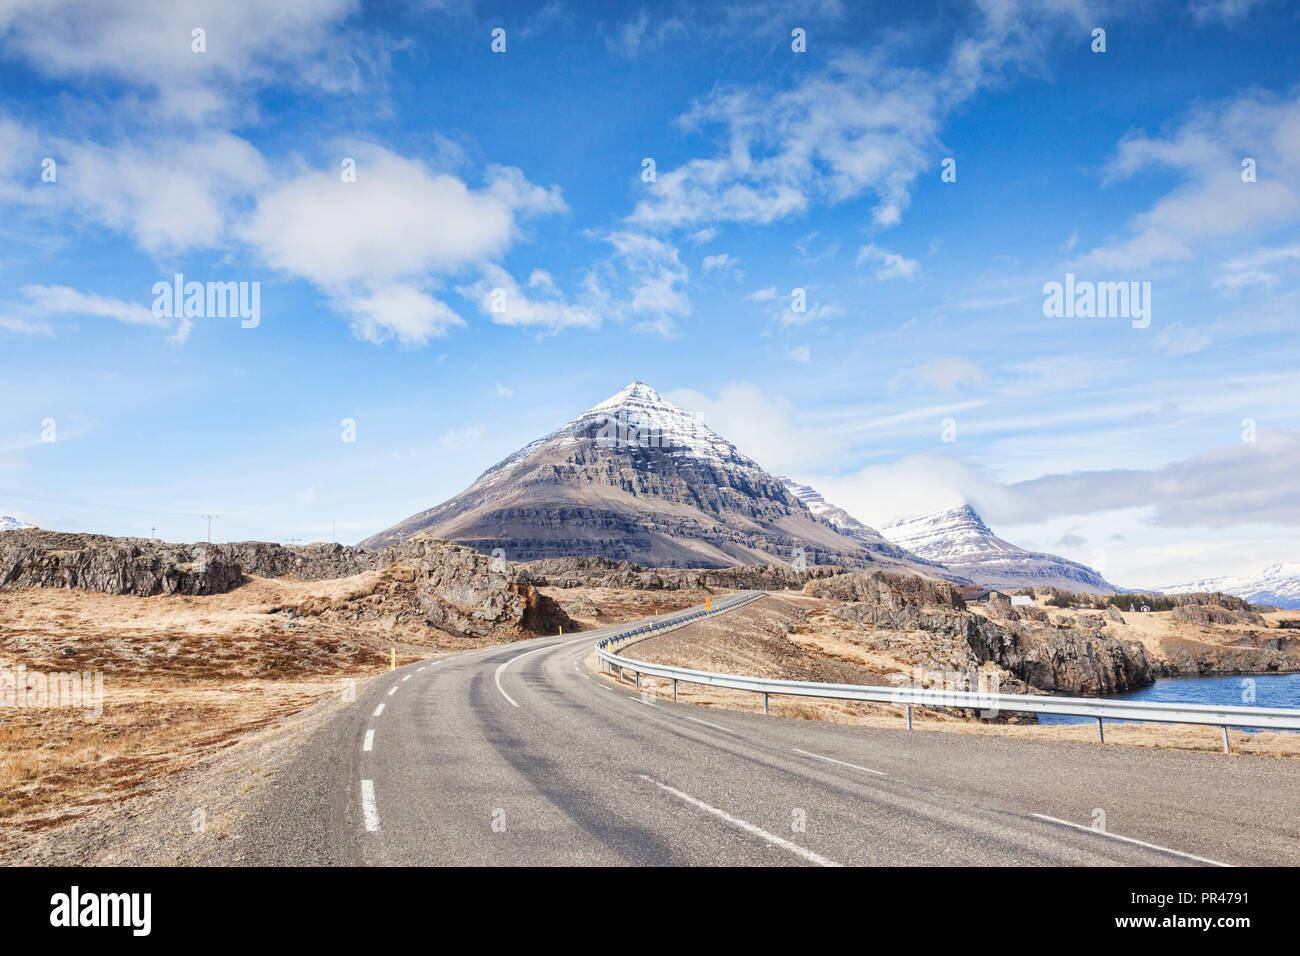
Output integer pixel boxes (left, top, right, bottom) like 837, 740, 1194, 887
0, 487, 205, 518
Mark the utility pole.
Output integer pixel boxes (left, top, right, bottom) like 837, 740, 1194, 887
332, 520, 336, 543
151, 525, 156, 540
201, 514, 219, 543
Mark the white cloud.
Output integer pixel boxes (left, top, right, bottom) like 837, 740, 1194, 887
774, 299, 842, 327
457, 263, 600, 333
789, 345, 811, 363
0, 0, 375, 120
0, 315, 53, 336
702, 253, 737, 273
1077, 89, 1300, 271
458, 232, 689, 336
667, 383, 834, 473
1214, 244, 1300, 292
440, 423, 486, 448
22, 284, 166, 328
240, 146, 565, 344
889, 356, 987, 393
626, 2, 1083, 233
340, 285, 465, 346
0, 123, 269, 255
745, 286, 779, 302
856, 243, 920, 280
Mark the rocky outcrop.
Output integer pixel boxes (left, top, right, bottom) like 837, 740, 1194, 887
521, 554, 849, 592
0, 529, 575, 640
965, 620, 1155, 695
216, 541, 381, 580
807, 569, 1154, 694
0, 530, 242, 596
803, 569, 967, 610
1171, 604, 1265, 627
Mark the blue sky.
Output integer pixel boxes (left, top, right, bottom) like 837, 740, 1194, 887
0, 0, 1297, 587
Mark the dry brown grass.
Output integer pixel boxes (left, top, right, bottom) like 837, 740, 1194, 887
0, 570, 537, 840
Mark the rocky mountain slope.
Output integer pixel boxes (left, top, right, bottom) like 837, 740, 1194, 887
881, 503, 1120, 593
1161, 562, 1300, 609
362, 382, 955, 575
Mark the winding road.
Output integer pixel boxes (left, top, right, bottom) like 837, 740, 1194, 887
241, 597, 1300, 866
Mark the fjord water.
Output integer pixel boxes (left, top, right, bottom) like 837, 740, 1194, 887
1037, 673, 1300, 732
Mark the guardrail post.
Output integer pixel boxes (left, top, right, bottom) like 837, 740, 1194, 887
672, 679, 677, 701
635, 671, 640, 690
763, 692, 769, 714
1222, 726, 1230, 755
906, 704, 913, 730
1096, 717, 1105, 743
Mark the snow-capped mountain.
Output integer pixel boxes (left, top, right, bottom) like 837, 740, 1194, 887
362, 382, 953, 574
778, 477, 916, 556
881, 503, 1120, 593
0, 516, 35, 532
1162, 562, 1300, 609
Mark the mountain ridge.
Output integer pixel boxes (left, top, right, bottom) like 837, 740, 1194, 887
881, 503, 1121, 593
1162, 562, 1300, 609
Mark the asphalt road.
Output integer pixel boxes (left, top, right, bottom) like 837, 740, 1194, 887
241, 597, 1300, 866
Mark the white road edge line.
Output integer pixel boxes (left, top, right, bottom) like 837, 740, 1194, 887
372, 703, 385, 717
363, 729, 375, 752
1030, 813, 1231, 867
640, 775, 840, 868
360, 780, 380, 832
793, 748, 886, 776
387, 686, 398, 696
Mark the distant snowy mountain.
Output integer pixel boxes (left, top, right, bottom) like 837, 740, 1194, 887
777, 477, 925, 560
1162, 562, 1300, 609
0, 516, 35, 532
881, 503, 1120, 593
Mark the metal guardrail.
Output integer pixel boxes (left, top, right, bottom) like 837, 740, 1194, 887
595, 591, 1300, 754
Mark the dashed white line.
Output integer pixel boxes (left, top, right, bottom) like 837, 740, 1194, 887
793, 748, 886, 776
402, 674, 412, 682
1030, 814, 1231, 867
387, 686, 398, 696
360, 780, 380, 832
416, 666, 426, 672
682, 714, 737, 735
640, 775, 839, 867
363, 729, 375, 752
372, 703, 385, 717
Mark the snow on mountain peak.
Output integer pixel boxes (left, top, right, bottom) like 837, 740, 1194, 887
881, 502, 1118, 593
1162, 562, 1300, 609
0, 516, 36, 532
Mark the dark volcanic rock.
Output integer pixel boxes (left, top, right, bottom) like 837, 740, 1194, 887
216, 541, 382, 580
0, 530, 242, 596
806, 569, 1153, 694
